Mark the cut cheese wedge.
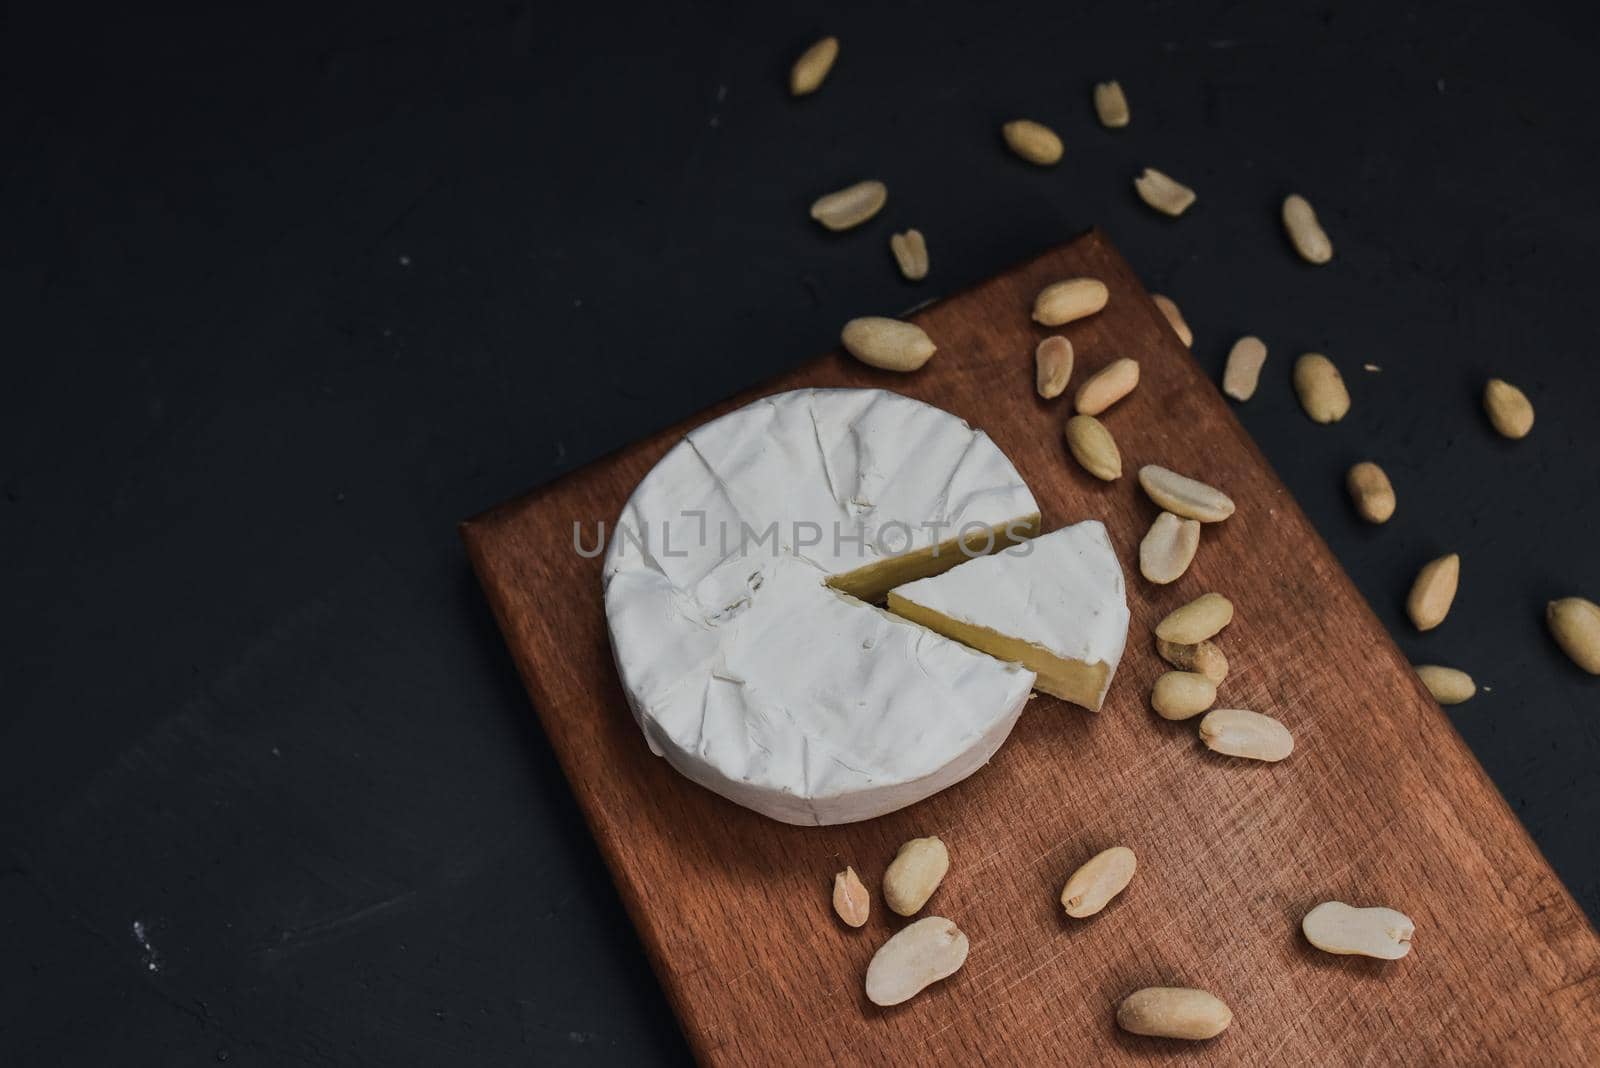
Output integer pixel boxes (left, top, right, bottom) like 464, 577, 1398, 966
887, 521, 1130, 710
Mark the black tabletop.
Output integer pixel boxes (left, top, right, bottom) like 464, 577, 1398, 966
5, 0, 1598, 1063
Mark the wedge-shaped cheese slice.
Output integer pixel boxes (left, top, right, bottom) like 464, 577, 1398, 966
887, 521, 1130, 710
604, 388, 1043, 825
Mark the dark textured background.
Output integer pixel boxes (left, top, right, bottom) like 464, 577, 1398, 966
4, 0, 1598, 1063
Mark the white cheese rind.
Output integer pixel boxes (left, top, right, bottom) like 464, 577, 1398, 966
889, 521, 1130, 709
603, 388, 1040, 825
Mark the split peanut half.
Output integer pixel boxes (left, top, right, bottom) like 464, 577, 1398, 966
1302, 901, 1414, 960
810, 180, 887, 231
1151, 294, 1192, 347
889, 229, 929, 281
832, 866, 870, 927
1134, 168, 1196, 217
1060, 846, 1137, 918
1093, 81, 1130, 128
1222, 336, 1267, 401
1139, 512, 1200, 584
865, 916, 969, 1006
1138, 465, 1235, 523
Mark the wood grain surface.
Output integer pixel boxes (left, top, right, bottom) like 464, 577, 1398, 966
460, 231, 1600, 1065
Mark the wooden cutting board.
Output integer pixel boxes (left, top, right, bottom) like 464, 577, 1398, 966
460, 231, 1600, 1065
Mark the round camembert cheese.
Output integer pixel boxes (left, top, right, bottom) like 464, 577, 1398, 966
603, 388, 1042, 825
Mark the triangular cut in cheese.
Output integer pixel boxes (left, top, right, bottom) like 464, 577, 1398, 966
886, 521, 1130, 711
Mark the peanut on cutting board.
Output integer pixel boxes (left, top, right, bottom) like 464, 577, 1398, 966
1151, 294, 1192, 347
1064, 415, 1122, 481
1346, 462, 1396, 523
789, 36, 839, 96
1199, 708, 1294, 762
1060, 846, 1136, 918
1406, 553, 1459, 631
1156, 593, 1234, 645
1138, 465, 1234, 523
1035, 336, 1074, 399
1032, 277, 1109, 326
841, 317, 936, 372
1548, 597, 1600, 674
832, 866, 870, 927
1152, 671, 1217, 720
1002, 119, 1063, 165
1293, 353, 1350, 423
1222, 336, 1268, 401
1483, 378, 1534, 439
1414, 665, 1475, 704
1156, 637, 1229, 683
810, 180, 887, 231
1116, 988, 1232, 1041
1075, 358, 1140, 415
864, 916, 969, 1006
889, 229, 929, 281
1134, 168, 1196, 217
1139, 512, 1200, 585
883, 836, 950, 916
1282, 194, 1333, 264
1302, 901, 1414, 960
1093, 81, 1130, 128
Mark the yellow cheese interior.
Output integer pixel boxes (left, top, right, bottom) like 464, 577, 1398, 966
825, 514, 1041, 603
885, 590, 1111, 711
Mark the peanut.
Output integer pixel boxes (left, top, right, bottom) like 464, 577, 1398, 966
883, 836, 949, 916
1138, 465, 1235, 523
1152, 671, 1217, 720
1032, 277, 1109, 326
1060, 846, 1137, 918
1548, 597, 1600, 674
1406, 553, 1459, 631
1064, 415, 1122, 481
1484, 378, 1534, 439
810, 180, 887, 231
1139, 512, 1200, 585
1075, 357, 1140, 415
1414, 665, 1475, 704
1035, 336, 1074, 399
864, 916, 969, 1006
1346, 462, 1396, 523
1156, 638, 1229, 683
1093, 81, 1130, 128
1282, 194, 1333, 264
790, 36, 839, 96
1302, 901, 1414, 960
1151, 294, 1192, 347
1222, 336, 1267, 401
1293, 353, 1350, 423
1116, 987, 1232, 1040
1134, 168, 1196, 216
1155, 593, 1234, 644
841, 317, 936, 372
1002, 119, 1063, 165
832, 866, 869, 927
1199, 708, 1293, 762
